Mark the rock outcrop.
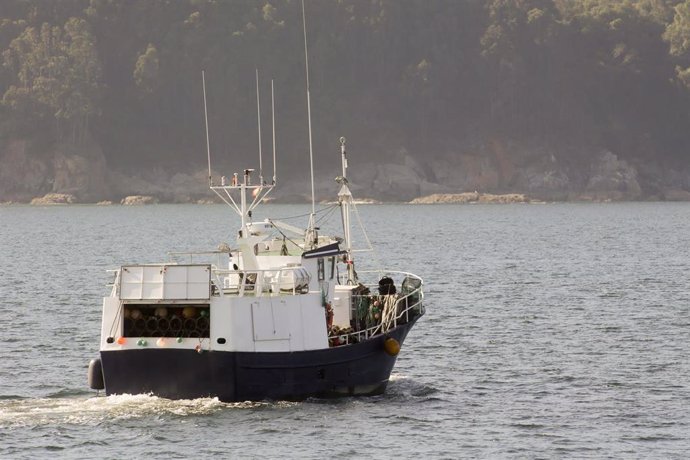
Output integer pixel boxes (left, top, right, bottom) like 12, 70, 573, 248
110, 168, 217, 203
410, 192, 528, 204
3, 136, 690, 203
0, 137, 109, 202
51, 137, 109, 201
121, 195, 158, 205
581, 151, 641, 200
30, 193, 77, 205
478, 193, 529, 203
411, 192, 478, 204
663, 189, 690, 201
0, 139, 51, 201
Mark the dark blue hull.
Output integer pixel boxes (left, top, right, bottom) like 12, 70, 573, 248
100, 318, 418, 402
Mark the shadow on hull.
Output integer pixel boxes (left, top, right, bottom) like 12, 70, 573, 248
100, 317, 419, 402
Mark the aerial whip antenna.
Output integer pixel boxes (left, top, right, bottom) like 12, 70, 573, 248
302, 0, 316, 224
202, 70, 212, 186
256, 69, 264, 185
271, 79, 277, 185
205, 73, 276, 231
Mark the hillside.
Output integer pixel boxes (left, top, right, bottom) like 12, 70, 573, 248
2, 0, 690, 203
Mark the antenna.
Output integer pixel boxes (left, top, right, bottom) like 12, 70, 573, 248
255, 69, 264, 185
205, 74, 276, 227
302, 0, 316, 216
202, 70, 212, 186
340, 136, 347, 179
271, 79, 277, 185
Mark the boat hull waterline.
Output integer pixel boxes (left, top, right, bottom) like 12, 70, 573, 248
100, 319, 418, 402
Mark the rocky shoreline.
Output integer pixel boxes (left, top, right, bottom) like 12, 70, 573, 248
6, 190, 690, 206
3, 138, 690, 205
410, 192, 530, 204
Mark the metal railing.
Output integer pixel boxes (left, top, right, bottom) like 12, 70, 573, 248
328, 271, 425, 346
107, 269, 121, 297
105, 264, 424, 346
106, 263, 311, 299
212, 265, 311, 297
168, 250, 229, 266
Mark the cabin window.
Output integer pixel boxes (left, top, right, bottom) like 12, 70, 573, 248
329, 257, 335, 280
318, 258, 325, 281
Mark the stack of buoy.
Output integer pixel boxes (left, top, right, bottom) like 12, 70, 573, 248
328, 325, 357, 347
123, 306, 210, 338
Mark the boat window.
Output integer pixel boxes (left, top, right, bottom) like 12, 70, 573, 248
329, 257, 335, 279
318, 258, 325, 281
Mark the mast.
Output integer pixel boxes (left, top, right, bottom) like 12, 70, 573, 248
337, 137, 355, 284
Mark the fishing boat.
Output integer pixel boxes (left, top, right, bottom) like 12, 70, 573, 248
87, 141, 424, 401
87, 2, 425, 402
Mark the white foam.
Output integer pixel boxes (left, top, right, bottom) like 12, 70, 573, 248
0, 394, 285, 428
389, 373, 408, 382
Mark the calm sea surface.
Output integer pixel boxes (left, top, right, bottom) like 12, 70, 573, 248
0, 202, 689, 458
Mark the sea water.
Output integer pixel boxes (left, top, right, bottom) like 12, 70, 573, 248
0, 203, 688, 458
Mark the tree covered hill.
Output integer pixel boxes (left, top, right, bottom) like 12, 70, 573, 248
2, 0, 690, 202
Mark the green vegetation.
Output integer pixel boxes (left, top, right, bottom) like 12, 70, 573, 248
2, 0, 690, 199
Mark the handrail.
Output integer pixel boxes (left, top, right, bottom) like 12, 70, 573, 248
212, 265, 311, 297
328, 271, 425, 345
355, 269, 424, 287
107, 269, 121, 297
105, 263, 423, 343
168, 250, 230, 266
329, 291, 424, 345
168, 250, 231, 257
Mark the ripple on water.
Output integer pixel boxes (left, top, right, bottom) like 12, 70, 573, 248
0, 394, 290, 429
2, 203, 690, 457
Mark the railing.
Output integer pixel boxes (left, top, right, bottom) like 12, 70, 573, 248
167, 251, 312, 298
328, 271, 425, 346
212, 265, 311, 297
168, 250, 229, 266
107, 269, 121, 297
106, 264, 423, 346
106, 263, 310, 299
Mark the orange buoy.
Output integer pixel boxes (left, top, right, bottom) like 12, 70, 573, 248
182, 306, 197, 319
383, 337, 400, 356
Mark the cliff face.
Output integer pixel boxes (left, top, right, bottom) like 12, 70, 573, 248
346, 144, 688, 202
0, 140, 51, 201
4, 0, 690, 206
0, 137, 108, 202
0, 136, 224, 203
2, 137, 690, 203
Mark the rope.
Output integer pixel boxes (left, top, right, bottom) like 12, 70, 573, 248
272, 203, 338, 221
351, 201, 381, 269
267, 203, 339, 251
315, 204, 339, 225
267, 219, 302, 249
368, 294, 399, 336
108, 301, 124, 339
380, 295, 398, 332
